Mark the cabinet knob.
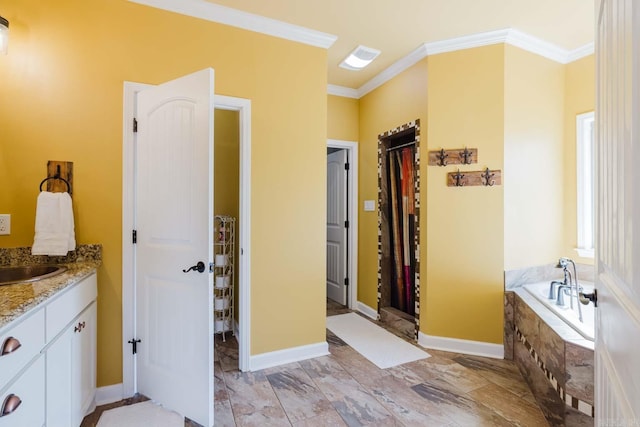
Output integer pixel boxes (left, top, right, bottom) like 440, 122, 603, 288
0, 394, 21, 417
1, 337, 21, 356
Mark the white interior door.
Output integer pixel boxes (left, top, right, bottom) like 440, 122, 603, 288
595, 0, 640, 422
327, 149, 348, 306
135, 68, 214, 426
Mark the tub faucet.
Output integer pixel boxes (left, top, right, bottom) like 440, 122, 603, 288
555, 257, 584, 322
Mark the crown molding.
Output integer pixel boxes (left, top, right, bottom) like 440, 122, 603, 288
505, 29, 568, 63
566, 42, 595, 63
332, 28, 594, 99
425, 28, 510, 56
357, 44, 429, 98
327, 84, 359, 99
128, 0, 337, 49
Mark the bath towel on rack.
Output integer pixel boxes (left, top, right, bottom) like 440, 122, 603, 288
31, 191, 76, 256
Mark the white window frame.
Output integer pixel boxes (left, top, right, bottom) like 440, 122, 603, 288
576, 111, 595, 258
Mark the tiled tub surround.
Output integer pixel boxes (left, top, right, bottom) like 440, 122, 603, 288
0, 245, 101, 328
505, 289, 594, 426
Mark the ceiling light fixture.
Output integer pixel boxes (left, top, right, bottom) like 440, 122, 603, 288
339, 45, 381, 71
0, 15, 9, 55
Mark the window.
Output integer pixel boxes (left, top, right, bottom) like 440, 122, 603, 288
576, 111, 595, 258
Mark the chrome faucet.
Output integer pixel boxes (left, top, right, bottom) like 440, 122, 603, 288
553, 257, 584, 321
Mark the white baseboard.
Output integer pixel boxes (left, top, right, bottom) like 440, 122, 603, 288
357, 301, 378, 320
418, 332, 504, 359
249, 341, 329, 371
96, 383, 124, 406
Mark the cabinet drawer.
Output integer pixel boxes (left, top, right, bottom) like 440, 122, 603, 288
46, 273, 97, 342
0, 355, 45, 427
0, 309, 45, 389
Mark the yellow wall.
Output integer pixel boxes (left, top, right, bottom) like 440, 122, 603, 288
563, 55, 595, 265
358, 59, 429, 309
503, 45, 566, 270
0, 0, 327, 387
425, 45, 505, 343
327, 95, 359, 141
214, 109, 240, 318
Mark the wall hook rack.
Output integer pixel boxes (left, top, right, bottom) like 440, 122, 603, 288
481, 168, 495, 186
428, 147, 477, 166
436, 148, 449, 166
459, 147, 473, 165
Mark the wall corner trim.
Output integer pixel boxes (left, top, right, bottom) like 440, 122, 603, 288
249, 342, 329, 371
418, 332, 504, 359
96, 383, 125, 406
357, 301, 378, 320
128, 0, 337, 49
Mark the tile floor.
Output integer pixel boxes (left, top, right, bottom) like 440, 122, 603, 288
84, 301, 549, 426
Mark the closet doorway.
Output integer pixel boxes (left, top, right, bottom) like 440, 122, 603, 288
377, 120, 421, 340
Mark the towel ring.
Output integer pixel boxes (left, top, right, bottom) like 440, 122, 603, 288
39, 176, 71, 193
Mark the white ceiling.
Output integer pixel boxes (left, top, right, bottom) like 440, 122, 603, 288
204, 0, 594, 90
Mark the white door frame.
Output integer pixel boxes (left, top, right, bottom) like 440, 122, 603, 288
327, 139, 358, 310
122, 84, 252, 398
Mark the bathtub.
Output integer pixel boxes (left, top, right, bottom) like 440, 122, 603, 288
523, 281, 595, 341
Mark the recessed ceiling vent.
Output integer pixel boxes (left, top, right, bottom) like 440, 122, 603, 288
339, 45, 381, 71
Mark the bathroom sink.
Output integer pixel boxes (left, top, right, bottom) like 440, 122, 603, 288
0, 265, 67, 286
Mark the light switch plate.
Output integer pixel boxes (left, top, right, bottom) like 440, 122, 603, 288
364, 200, 376, 212
0, 214, 10, 235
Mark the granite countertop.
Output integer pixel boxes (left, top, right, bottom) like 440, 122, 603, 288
0, 261, 99, 330
0, 244, 102, 330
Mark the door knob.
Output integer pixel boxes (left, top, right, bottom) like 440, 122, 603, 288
183, 261, 205, 273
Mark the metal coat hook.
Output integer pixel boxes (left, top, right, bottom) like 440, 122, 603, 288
453, 169, 465, 187
459, 147, 473, 165
481, 168, 495, 186
436, 148, 448, 166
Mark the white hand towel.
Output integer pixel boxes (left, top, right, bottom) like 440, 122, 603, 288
31, 191, 76, 256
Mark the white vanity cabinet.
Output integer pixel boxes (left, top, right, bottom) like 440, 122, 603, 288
0, 271, 97, 427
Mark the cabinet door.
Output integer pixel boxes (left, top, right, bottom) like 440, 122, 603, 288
74, 301, 96, 424
46, 321, 74, 426
46, 301, 97, 427
0, 356, 45, 427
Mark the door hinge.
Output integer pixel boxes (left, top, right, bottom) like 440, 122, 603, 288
132, 230, 137, 244
133, 118, 138, 133
344, 220, 349, 228
345, 162, 350, 171
344, 278, 349, 287
127, 338, 141, 354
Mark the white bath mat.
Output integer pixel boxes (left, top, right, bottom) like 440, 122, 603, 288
326, 312, 430, 369
97, 401, 183, 427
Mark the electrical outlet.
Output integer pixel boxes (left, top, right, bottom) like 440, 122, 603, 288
0, 214, 10, 235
